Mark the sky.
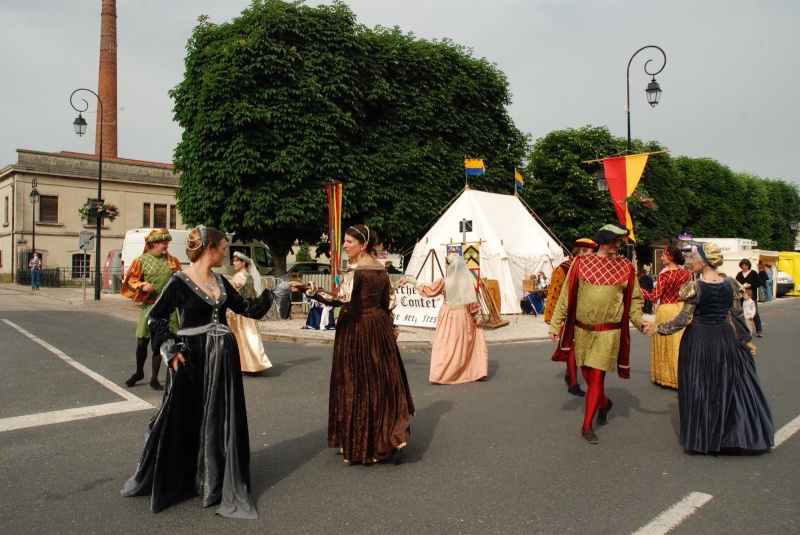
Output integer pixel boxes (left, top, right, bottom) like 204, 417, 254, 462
2, 0, 799, 186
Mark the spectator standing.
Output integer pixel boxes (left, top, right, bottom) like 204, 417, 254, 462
28, 252, 42, 290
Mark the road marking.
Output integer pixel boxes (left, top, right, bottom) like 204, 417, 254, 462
775, 414, 800, 447
0, 319, 153, 432
631, 492, 713, 535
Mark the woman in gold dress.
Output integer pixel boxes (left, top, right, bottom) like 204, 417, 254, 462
641, 245, 690, 389
228, 251, 273, 373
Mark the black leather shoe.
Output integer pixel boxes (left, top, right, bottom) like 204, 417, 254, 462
124, 373, 144, 387
597, 399, 613, 425
568, 384, 586, 397
581, 427, 599, 444
150, 380, 164, 391
392, 448, 405, 465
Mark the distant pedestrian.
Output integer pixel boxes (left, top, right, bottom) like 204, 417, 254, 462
743, 288, 757, 337
735, 259, 763, 337
28, 252, 41, 290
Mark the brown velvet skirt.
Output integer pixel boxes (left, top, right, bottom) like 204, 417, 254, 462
328, 305, 415, 463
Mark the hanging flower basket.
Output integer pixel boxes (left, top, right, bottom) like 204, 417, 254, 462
79, 199, 119, 222
617, 192, 657, 214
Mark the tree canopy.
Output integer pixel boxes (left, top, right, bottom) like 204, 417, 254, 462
524, 126, 800, 257
170, 0, 527, 272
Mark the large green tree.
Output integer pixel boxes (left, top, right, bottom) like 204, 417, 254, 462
171, 0, 526, 273
528, 127, 800, 258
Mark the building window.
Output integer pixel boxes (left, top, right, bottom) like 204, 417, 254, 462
154, 204, 167, 228
72, 253, 91, 278
169, 205, 177, 228
40, 195, 59, 223
4, 196, 8, 225
143, 203, 151, 227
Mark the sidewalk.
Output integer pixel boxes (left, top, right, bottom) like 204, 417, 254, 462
1, 283, 551, 348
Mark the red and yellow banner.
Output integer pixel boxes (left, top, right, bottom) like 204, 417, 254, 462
326, 181, 343, 290
602, 153, 649, 241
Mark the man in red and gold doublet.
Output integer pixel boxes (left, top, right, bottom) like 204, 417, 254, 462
549, 224, 645, 444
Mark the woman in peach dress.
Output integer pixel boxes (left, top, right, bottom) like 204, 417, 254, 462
401, 254, 488, 384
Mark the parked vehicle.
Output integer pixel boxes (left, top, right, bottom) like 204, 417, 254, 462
103, 249, 122, 292
776, 270, 795, 297
120, 228, 273, 280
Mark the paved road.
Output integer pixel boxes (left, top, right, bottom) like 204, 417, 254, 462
0, 288, 798, 534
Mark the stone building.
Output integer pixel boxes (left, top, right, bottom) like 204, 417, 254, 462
0, 149, 182, 283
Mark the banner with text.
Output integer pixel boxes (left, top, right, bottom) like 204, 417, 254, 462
393, 284, 443, 328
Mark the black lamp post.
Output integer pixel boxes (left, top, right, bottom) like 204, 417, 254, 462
70, 88, 103, 300
626, 46, 667, 154
29, 178, 39, 257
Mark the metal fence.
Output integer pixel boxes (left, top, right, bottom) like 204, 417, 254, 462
16, 267, 98, 288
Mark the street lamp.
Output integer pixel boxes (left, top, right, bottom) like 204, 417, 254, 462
70, 88, 104, 300
791, 219, 798, 231
29, 178, 39, 256
626, 45, 667, 154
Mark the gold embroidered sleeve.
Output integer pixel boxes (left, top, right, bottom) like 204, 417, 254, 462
656, 281, 699, 335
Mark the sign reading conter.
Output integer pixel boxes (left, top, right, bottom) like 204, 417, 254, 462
393, 284, 442, 329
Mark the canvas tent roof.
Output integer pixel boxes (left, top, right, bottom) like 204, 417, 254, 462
405, 188, 566, 314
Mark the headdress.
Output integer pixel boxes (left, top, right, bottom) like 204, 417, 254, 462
187, 225, 208, 251
691, 241, 723, 268
573, 237, 597, 249
233, 251, 251, 265
444, 254, 478, 307
592, 223, 629, 245
663, 248, 674, 263
143, 228, 172, 253
349, 225, 370, 244
145, 228, 172, 244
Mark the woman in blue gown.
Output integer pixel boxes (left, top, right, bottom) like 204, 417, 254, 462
645, 241, 774, 454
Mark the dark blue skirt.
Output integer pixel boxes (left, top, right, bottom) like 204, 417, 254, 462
678, 321, 774, 453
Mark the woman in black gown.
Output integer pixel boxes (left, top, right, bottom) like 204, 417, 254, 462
645, 241, 774, 454
121, 226, 290, 518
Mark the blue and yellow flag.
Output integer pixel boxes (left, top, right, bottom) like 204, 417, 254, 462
465, 159, 485, 176
515, 169, 524, 191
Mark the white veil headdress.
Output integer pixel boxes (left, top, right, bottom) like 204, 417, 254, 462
444, 253, 478, 307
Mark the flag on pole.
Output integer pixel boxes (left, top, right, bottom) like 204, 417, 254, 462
602, 153, 649, 241
326, 181, 343, 289
465, 159, 485, 176
515, 168, 524, 191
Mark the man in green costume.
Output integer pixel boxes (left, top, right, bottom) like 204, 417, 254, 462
121, 228, 181, 390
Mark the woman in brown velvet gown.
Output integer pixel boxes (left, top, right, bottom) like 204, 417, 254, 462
294, 224, 414, 464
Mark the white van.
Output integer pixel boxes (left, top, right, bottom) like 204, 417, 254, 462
121, 228, 273, 279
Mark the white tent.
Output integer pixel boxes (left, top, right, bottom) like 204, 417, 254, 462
405, 188, 566, 314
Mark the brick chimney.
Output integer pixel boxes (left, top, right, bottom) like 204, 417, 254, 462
96, 0, 118, 158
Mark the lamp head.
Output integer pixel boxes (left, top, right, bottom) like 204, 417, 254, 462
29, 187, 39, 204
646, 77, 662, 107
73, 114, 88, 137
596, 168, 608, 192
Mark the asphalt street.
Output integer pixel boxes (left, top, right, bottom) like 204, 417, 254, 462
0, 287, 798, 534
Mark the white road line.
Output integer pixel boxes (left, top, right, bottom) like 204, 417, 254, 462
631, 492, 713, 535
0, 401, 153, 432
775, 414, 800, 447
0, 319, 153, 432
